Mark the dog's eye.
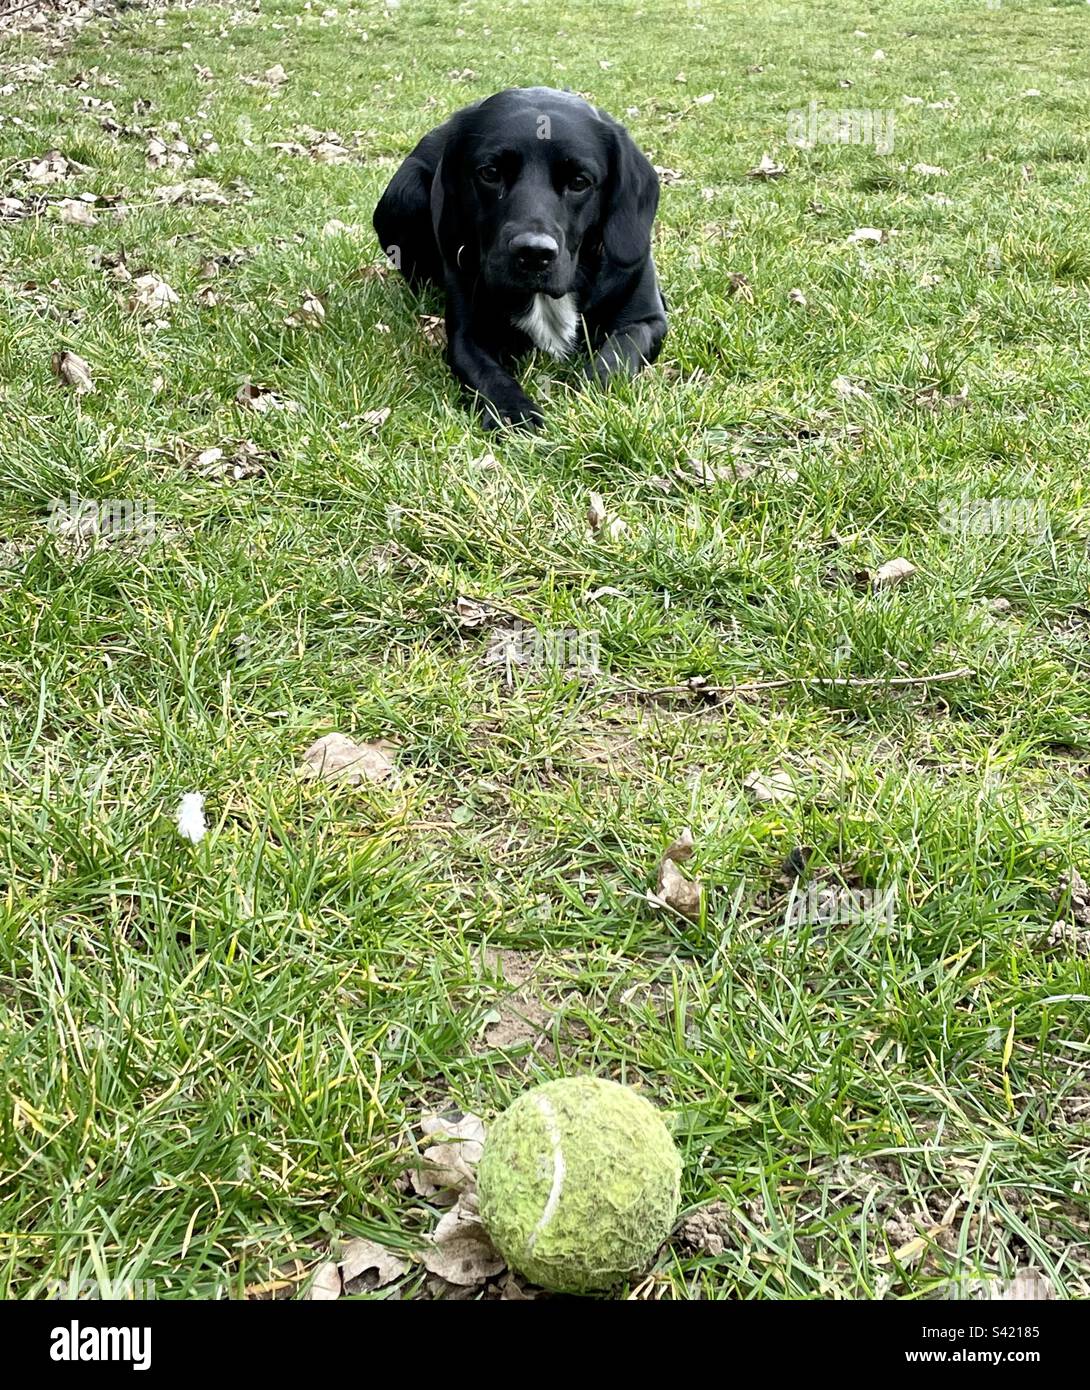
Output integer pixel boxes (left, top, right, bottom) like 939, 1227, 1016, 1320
568, 172, 593, 193
477, 164, 502, 185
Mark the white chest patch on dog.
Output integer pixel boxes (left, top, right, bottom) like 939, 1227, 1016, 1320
515, 293, 579, 359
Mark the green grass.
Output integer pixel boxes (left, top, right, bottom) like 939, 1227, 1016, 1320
2, 0, 1089, 1301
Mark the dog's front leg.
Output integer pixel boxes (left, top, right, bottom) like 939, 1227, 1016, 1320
588, 262, 667, 383
590, 316, 666, 382
444, 280, 543, 430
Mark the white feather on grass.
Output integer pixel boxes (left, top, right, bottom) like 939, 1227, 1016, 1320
176, 792, 207, 844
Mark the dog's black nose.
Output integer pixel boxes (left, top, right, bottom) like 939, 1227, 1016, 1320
510, 231, 559, 273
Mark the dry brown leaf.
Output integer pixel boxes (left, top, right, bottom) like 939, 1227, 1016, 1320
657, 857, 703, 921
154, 178, 229, 206
312, 140, 350, 165
455, 596, 491, 628
744, 768, 796, 804
57, 197, 97, 227
663, 827, 695, 863
145, 136, 190, 172
285, 290, 325, 328
307, 1261, 342, 1300
915, 384, 969, 411
129, 273, 179, 314
338, 1238, 410, 1290
419, 313, 446, 348
677, 456, 722, 487
832, 374, 869, 401
52, 349, 94, 395
412, 1112, 486, 1196
871, 556, 917, 589
422, 1192, 505, 1286
747, 153, 787, 179
193, 440, 267, 482
235, 381, 300, 413
26, 150, 72, 184
652, 828, 702, 920
300, 732, 398, 787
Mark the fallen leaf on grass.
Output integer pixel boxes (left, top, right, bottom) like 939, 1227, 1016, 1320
25, 149, 75, 184
744, 769, 796, 804
863, 556, 917, 590
787, 287, 807, 307
145, 136, 190, 172
192, 440, 267, 482
300, 732, 398, 787
676, 456, 724, 487
307, 1261, 342, 1300
412, 1112, 486, 1197
154, 178, 230, 206
338, 1238, 410, 1291
57, 197, 97, 227
651, 827, 703, 921
455, 596, 492, 628
911, 162, 948, 177
654, 165, 685, 185
587, 491, 607, 533
847, 226, 887, 245
312, 140, 350, 165
832, 374, 869, 401
419, 313, 446, 347
52, 349, 94, 394
235, 381, 300, 413
284, 290, 326, 328
747, 153, 787, 179
915, 384, 969, 411
361, 407, 391, 429
422, 1192, 505, 1286
128, 273, 179, 314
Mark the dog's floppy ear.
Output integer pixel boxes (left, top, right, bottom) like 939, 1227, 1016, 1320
599, 118, 660, 269
430, 110, 479, 275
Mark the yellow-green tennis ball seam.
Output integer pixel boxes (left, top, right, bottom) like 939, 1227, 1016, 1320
477, 1077, 682, 1294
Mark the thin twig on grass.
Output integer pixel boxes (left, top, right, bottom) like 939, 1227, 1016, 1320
616, 665, 975, 700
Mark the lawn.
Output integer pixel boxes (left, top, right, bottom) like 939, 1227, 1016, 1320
1, 0, 1089, 1301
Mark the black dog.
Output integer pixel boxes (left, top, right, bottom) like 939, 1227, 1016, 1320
373, 86, 666, 429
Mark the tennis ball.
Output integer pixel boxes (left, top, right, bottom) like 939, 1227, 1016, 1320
477, 1077, 681, 1294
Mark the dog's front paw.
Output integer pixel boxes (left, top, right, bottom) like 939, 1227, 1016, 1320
589, 341, 638, 384
480, 390, 544, 431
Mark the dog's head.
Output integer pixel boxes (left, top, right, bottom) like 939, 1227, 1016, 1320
432, 87, 659, 299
